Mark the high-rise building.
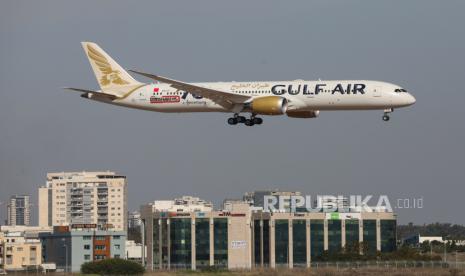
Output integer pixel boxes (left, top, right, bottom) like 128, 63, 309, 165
38, 171, 127, 231
7, 195, 31, 226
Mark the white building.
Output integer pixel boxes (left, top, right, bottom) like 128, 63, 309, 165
419, 235, 444, 243
38, 171, 127, 231
7, 195, 31, 226
149, 196, 213, 212
125, 240, 146, 262
128, 211, 141, 229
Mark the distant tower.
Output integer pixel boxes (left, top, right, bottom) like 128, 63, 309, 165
7, 195, 31, 226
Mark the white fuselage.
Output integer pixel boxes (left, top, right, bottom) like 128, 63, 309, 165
107, 80, 416, 114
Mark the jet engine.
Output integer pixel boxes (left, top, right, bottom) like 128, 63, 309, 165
250, 96, 288, 115
286, 110, 320, 118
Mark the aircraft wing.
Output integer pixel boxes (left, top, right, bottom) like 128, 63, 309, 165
129, 69, 251, 109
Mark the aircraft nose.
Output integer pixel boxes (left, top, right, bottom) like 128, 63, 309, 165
406, 93, 416, 106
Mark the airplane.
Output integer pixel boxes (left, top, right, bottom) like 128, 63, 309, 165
66, 42, 416, 126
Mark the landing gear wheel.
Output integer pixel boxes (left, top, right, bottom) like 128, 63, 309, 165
227, 118, 238, 125
253, 117, 263, 125
237, 116, 246, 123
382, 108, 393, 122
244, 119, 255, 126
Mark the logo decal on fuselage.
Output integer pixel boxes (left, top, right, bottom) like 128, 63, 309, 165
271, 83, 366, 95
150, 95, 180, 104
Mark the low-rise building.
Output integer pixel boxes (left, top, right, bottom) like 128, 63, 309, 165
39, 226, 126, 272
125, 240, 146, 263
141, 199, 397, 270
0, 231, 42, 271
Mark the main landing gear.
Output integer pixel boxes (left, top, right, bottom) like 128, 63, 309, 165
382, 108, 393, 121
227, 114, 263, 126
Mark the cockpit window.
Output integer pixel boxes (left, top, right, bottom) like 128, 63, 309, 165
395, 89, 402, 93
395, 88, 408, 93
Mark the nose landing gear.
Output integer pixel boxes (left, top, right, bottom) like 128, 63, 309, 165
382, 108, 393, 121
227, 114, 263, 126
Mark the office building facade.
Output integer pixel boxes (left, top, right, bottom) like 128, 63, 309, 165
38, 171, 127, 231
141, 201, 397, 270
7, 195, 31, 226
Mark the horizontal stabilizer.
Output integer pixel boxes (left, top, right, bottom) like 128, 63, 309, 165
63, 87, 118, 100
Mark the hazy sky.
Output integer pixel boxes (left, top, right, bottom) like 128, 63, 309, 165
1, 0, 464, 225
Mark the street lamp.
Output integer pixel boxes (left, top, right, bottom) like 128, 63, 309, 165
61, 238, 68, 274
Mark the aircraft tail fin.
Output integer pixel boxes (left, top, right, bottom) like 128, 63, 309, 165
81, 42, 143, 97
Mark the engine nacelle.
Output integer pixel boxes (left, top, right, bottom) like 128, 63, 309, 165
286, 110, 320, 118
250, 96, 288, 115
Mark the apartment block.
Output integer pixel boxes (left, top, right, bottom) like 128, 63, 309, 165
38, 171, 127, 231
0, 232, 42, 271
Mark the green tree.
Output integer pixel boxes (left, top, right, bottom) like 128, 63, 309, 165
81, 259, 145, 275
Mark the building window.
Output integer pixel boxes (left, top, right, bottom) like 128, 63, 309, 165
84, 244, 90, 250
195, 218, 210, 268
345, 220, 359, 252
95, 245, 106, 250
274, 219, 288, 266
83, 236, 91, 240
214, 218, 228, 267
253, 220, 261, 267
153, 219, 161, 269
6, 255, 12, 265
363, 220, 377, 255
328, 219, 342, 254
114, 254, 120, 259
170, 218, 192, 269
380, 220, 396, 252
114, 244, 120, 250
84, 254, 91, 261
95, 236, 106, 241
293, 220, 306, 267
113, 235, 120, 240
310, 220, 324, 259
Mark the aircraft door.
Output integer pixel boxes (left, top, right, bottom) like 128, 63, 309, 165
373, 86, 382, 97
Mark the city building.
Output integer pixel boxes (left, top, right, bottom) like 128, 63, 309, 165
128, 211, 142, 229
38, 171, 127, 231
0, 231, 42, 271
149, 196, 213, 213
0, 225, 53, 235
7, 195, 31, 226
125, 240, 146, 263
141, 201, 251, 270
40, 225, 126, 272
141, 197, 397, 270
243, 190, 302, 211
